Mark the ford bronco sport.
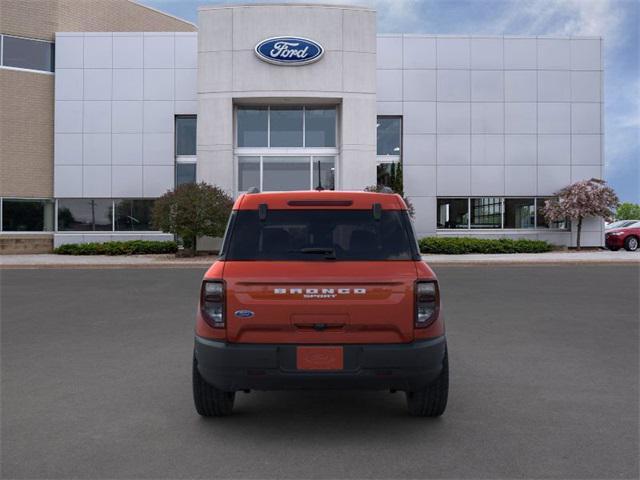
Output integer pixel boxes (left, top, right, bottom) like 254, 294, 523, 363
193, 190, 448, 417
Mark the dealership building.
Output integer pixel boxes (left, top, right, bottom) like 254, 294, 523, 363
0, 1, 605, 252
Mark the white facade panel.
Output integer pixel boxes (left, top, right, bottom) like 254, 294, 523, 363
84, 69, 112, 101
471, 135, 504, 165
436, 38, 470, 69
55, 69, 83, 100
571, 39, 602, 70
83, 35, 112, 68
571, 135, 602, 165
83, 165, 111, 197
54, 32, 197, 200
504, 38, 537, 69
113, 35, 143, 68
471, 165, 504, 195
537, 39, 570, 69
505, 71, 537, 102
83, 133, 111, 165
437, 135, 470, 164
113, 69, 144, 100
144, 69, 174, 100
55, 35, 84, 68
403, 70, 436, 101
83, 101, 111, 133
55, 134, 83, 165
538, 135, 571, 165
402, 36, 436, 69
471, 71, 503, 101
538, 103, 570, 134
112, 134, 143, 165
571, 103, 601, 134
437, 70, 470, 101
471, 103, 503, 134
437, 103, 470, 134
470, 38, 503, 69
143, 35, 175, 68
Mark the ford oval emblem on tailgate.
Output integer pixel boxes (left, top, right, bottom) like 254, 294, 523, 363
234, 310, 255, 318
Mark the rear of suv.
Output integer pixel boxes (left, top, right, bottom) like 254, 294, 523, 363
193, 191, 448, 416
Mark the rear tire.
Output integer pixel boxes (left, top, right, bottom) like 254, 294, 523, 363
624, 236, 638, 251
406, 349, 449, 417
193, 357, 235, 417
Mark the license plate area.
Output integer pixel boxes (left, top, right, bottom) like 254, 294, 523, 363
296, 346, 344, 371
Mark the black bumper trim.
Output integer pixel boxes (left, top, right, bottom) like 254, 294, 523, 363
194, 336, 447, 392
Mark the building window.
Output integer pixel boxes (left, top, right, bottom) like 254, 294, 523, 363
305, 107, 337, 148
263, 156, 309, 190
436, 197, 569, 230
175, 115, 196, 186
1, 35, 54, 73
1, 198, 54, 231
236, 106, 337, 148
54, 199, 159, 232
176, 163, 196, 187
176, 115, 196, 156
471, 197, 502, 229
504, 198, 535, 229
437, 198, 469, 229
377, 117, 401, 156
536, 198, 569, 229
270, 107, 304, 147
239, 156, 336, 192
376, 117, 402, 189
235, 105, 338, 193
114, 199, 155, 231
313, 157, 336, 190
237, 107, 268, 147
57, 199, 112, 231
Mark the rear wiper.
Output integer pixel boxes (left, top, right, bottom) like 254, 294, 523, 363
295, 247, 337, 259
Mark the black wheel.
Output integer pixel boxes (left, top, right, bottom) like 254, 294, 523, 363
193, 357, 235, 416
624, 236, 638, 252
406, 348, 449, 417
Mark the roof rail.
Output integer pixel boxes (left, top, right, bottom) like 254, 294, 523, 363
247, 187, 260, 194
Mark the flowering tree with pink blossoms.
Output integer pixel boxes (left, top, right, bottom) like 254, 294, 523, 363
542, 178, 619, 250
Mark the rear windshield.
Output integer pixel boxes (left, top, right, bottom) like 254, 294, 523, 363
222, 209, 419, 261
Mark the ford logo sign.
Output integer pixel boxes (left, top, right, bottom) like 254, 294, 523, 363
234, 310, 255, 318
255, 36, 324, 66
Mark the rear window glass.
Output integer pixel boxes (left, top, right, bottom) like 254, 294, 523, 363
224, 210, 418, 261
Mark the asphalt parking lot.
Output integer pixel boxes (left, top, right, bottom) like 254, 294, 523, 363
1, 265, 638, 479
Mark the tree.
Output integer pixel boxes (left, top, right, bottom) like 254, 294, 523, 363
543, 178, 619, 250
616, 202, 640, 220
152, 182, 233, 256
364, 182, 415, 218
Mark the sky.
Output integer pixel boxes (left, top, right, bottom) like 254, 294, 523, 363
140, 0, 639, 203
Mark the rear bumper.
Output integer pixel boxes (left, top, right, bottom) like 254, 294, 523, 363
194, 335, 447, 392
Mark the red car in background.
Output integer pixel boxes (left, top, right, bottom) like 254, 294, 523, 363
605, 221, 640, 251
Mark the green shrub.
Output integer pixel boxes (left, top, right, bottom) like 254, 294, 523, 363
418, 237, 553, 254
54, 240, 178, 256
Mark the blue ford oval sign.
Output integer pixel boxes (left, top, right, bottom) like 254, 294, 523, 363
255, 36, 324, 66
234, 310, 255, 318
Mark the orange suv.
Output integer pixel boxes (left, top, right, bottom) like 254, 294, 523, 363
193, 190, 448, 416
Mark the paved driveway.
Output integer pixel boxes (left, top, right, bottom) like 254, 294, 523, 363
1, 266, 638, 479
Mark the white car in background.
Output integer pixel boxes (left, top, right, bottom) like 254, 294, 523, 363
605, 220, 640, 230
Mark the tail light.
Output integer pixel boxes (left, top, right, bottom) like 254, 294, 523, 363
415, 280, 439, 328
201, 280, 225, 328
